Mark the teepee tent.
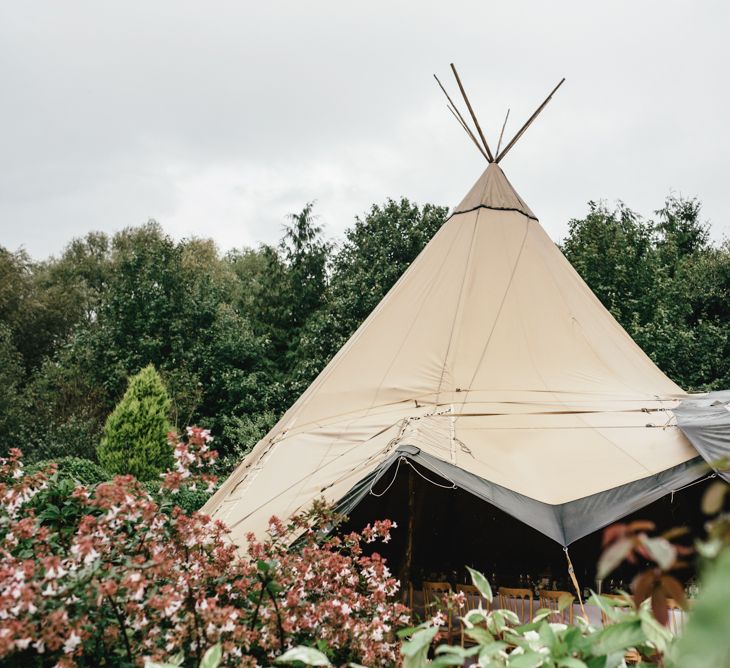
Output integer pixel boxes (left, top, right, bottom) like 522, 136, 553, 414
203, 67, 729, 553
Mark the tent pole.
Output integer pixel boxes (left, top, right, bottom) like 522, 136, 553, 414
495, 108, 510, 157
447, 105, 490, 161
434, 75, 489, 161
495, 78, 565, 163
449, 63, 495, 162
400, 466, 416, 607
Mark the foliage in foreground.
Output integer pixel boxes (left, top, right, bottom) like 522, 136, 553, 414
0, 431, 408, 667
392, 474, 730, 668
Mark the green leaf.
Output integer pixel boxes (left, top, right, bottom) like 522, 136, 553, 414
508, 652, 544, 668
557, 659, 588, 668
431, 656, 466, 667
591, 620, 645, 655
39, 503, 61, 521
463, 609, 489, 627
276, 646, 331, 666
501, 609, 520, 626
538, 620, 557, 649
639, 609, 672, 654
400, 627, 438, 657
466, 566, 493, 603
477, 641, 508, 659
531, 608, 553, 623
465, 626, 494, 645
200, 644, 222, 668
671, 547, 730, 668
397, 626, 421, 639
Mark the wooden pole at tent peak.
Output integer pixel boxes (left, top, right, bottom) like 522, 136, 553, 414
496, 108, 510, 157
450, 63, 495, 162
447, 105, 489, 161
434, 74, 489, 161
495, 78, 565, 164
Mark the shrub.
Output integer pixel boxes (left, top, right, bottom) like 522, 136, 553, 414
0, 428, 408, 667
26, 456, 109, 486
97, 364, 173, 480
143, 478, 214, 514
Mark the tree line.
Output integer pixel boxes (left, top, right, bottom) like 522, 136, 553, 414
0, 194, 727, 475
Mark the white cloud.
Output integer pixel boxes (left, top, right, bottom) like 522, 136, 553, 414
0, 0, 728, 258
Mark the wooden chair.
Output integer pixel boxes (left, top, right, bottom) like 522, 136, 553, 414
455, 583, 491, 646
422, 581, 454, 644
538, 590, 574, 624
497, 587, 533, 624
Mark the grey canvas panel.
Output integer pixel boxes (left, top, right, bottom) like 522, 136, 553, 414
557, 457, 707, 544
335, 444, 706, 546
675, 391, 730, 483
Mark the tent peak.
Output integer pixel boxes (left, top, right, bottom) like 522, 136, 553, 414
452, 161, 536, 220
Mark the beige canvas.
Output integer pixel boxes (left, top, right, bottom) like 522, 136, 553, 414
203, 163, 698, 546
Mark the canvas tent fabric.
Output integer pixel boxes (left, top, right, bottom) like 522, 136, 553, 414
203, 162, 729, 548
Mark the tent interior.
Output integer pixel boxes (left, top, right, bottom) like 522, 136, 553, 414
339, 458, 707, 599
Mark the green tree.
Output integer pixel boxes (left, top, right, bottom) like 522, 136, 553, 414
97, 364, 173, 480
561, 200, 660, 328
0, 324, 25, 454
291, 198, 447, 388
561, 196, 730, 391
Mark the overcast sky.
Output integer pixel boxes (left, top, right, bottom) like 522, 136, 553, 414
1, 1, 728, 259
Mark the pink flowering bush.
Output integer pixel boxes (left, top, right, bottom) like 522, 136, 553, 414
0, 428, 408, 667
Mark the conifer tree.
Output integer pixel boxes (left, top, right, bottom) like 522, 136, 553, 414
97, 364, 173, 480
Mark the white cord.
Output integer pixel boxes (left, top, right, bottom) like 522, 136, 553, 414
368, 456, 458, 497
670, 472, 717, 502
369, 457, 406, 497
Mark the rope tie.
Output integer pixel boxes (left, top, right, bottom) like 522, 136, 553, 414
564, 547, 587, 620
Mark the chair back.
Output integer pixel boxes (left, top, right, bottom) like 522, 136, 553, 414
456, 583, 492, 614
497, 587, 533, 624
538, 590, 574, 624
422, 581, 453, 642
455, 584, 491, 647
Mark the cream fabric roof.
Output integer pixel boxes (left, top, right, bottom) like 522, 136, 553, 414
203, 163, 698, 546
